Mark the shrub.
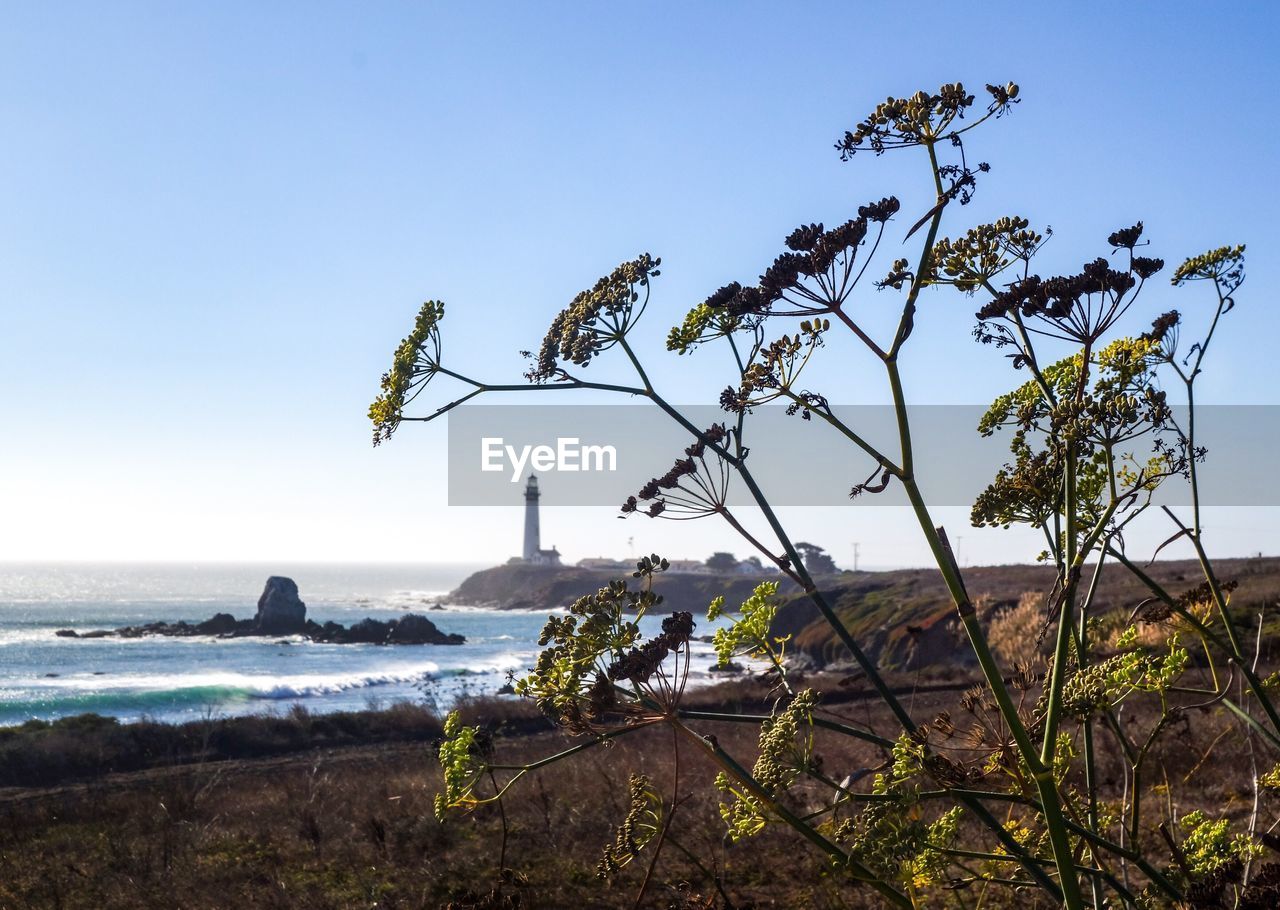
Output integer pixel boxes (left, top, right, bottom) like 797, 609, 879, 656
376, 78, 1268, 909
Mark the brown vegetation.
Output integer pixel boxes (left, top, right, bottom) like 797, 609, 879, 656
0, 673, 1269, 909
780, 556, 1280, 671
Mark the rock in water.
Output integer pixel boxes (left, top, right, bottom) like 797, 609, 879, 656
196, 612, 238, 635
52, 582, 465, 646
388, 613, 464, 645
254, 577, 307, 634
340, 618, 389, 644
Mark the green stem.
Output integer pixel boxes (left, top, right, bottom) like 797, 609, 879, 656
778, 389, 900, 476
672, 719, 913, 908
614, 336, 918, 732
676, 709, 893, 749
487, 721, 657, 773
895, 464, 1083, 907
1042, 448, 1081, 763
732, 454, 918, 732
1110, 542, 1280, 736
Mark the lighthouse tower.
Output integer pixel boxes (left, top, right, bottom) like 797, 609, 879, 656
522, 475, 561, 565
523, 474, 541, 561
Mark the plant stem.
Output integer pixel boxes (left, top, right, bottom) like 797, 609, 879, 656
672, 719, 913, 908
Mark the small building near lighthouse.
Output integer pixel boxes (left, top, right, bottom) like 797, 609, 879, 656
522, 474, 562, 566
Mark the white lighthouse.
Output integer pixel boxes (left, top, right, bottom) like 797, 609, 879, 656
522, 475, 561, 566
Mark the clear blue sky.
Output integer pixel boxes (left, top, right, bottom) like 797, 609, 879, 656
2, 1, 1277, 566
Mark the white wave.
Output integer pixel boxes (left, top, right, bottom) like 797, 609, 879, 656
0, 628, 63, 646
365, 602, 570, 615
17, 662, 444, 699
18, 630, 308, 647
360, 589, 454, 610
484, 652, 532, 672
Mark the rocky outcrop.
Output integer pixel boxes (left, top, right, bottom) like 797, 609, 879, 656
449, 564, 795, 612
197, 612, 238, 635
53, 579, 464, 647
254, 577, 307, 635
305, 614, 464, 646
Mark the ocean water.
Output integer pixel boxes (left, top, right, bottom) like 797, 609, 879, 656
0, 563, 741, 726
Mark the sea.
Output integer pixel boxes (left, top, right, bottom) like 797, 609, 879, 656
0, 563, 742, 727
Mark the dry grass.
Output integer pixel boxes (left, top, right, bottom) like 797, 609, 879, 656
0, 667, 1272, 909
2, 560, 1278, 907
0, 697, 884, 909
986, 591, 1046, 669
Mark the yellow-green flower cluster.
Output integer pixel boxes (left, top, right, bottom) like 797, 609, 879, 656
1178, 810, 1261, 877
434, 710, 482, 820
835, 798, 963, 892
666, 301, 741, 355
707, 581, 789, 671
368, 300, 444, 445
1259, 764, 1280, 792
1172, 245, 1245, 286
973, 336, 1171, 531
515, 577, 649, 733
753, 688, 818, 791
901, 808, 963, 890
515, 558, 670, 733
1060, 632, 1188, 719
873, 732, 926, 796
715, 771, 767, 841
716, 689, 818, 841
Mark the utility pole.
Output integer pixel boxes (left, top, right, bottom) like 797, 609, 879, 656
851, 542, 860, 573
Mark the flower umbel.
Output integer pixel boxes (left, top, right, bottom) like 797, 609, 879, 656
835, 82, 1018, 157
930, 217, 1048, 293
527, 254, 660, 382
1172, 244, 1245, 290
622, 424, 731, 519
597, 773, 662, 879
434, 710, 487, 820
369, 300, 445, 445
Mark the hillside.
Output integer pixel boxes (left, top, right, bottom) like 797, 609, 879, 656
448, 562, 797, 612
778, 556, 1280, 671
450, 557, 1280, 672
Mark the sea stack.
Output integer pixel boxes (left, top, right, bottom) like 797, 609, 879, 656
54, 576, 464, 645
254, 576, 307, 634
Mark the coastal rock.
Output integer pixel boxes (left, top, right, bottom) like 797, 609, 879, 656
338, 618, 388, 644
51, 581, 464, 647
708, 660, 745, 674
388, 613, 464, 645
317, 620, 344, 639
304, 613, 464, 646
196, 613, 238, 635
254, 577, 307, 635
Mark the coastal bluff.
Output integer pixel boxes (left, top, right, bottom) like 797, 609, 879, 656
773, 556, 1280, 672
453, 557, 1280, 672
448, 563, 796, 611
55, 576, 465, 646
